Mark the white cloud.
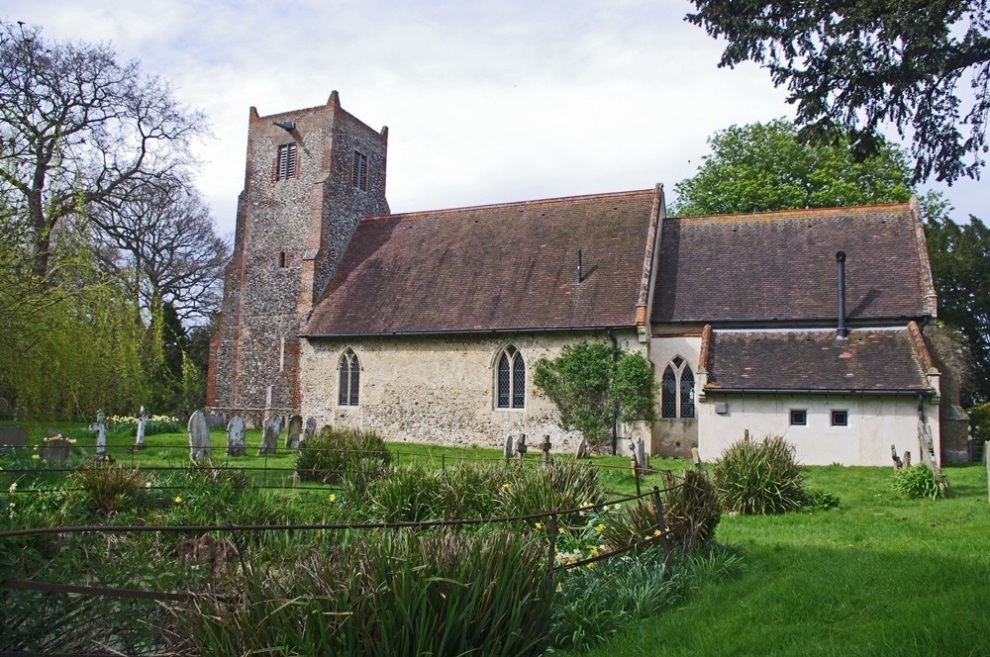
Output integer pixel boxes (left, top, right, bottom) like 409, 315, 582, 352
5, 0, 986, 237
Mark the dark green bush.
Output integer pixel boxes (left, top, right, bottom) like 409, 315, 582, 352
712, 434, 806, 514
663, 468, 722, 549
295, 426, 391, 484
891, 464, 946, 500
71, 461, 144, 517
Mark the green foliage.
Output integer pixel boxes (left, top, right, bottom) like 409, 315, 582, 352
685, 1, 989, 184
70, 461, 145, 518
296, 426, 392, 485
663, 468, 722, 549
534, 341, 657, 447
891, 464, 946, 501
169, 530, 554, 657
713, 434, 807, 514
671, 118, 914, 216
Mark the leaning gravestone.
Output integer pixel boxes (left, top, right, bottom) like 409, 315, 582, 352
0, 426, 27, 449
41, 435, 71, 465
285, 414, 303, 450
302, 417, 317, 444
188, 410, 212, 461
226, 416, 246, 456
635, 437, 647, 470
258, 416, 281, 455
575, 437, 589, 459
135, 406, 149, 449
503, 434, 515, 460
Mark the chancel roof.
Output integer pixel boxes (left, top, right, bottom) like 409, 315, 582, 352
703, 326, 933, 394
651, 204, 935, 325
303, 189, 658, 337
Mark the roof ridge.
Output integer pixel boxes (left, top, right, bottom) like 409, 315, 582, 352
361, 188, 655, 222
671, 202, 911, 222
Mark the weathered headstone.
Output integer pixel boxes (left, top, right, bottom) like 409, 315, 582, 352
92, 409, 107, 456
226, 416, 246, 456
0, 426, 27, 448
41, 435, 71, 465
515, 433, 528, 459
575, 437, 589, 459
303, 417, 317, 444
188, 410, 212, 461
135, 406, 149, 448
503, 435, 515, 460
285, 414, 303, 449
258, 415, 281, 455
635, 437, 647, 471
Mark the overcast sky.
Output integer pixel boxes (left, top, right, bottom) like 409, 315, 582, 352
8, 1, 986, 238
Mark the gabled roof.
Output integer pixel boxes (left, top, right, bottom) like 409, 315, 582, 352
303, 189, 659, 337
652, 204, 936, 325
702, 325, 934, 394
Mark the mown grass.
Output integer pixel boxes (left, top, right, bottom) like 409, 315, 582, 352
574, 463, 990, 657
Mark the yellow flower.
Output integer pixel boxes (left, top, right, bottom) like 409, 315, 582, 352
329, 493, 337, 503
31, 454, 40, 460
8, 483, 15, 494
174, 496, 183, 505
586, 563, 595, 570
595, 523, 606, 534
589, 546, 599, 557
534, 522, 543, 530
653, 529, 662, 537
555, 583, 563, 593
501, 483, 511, 491
558, 527, 565, 535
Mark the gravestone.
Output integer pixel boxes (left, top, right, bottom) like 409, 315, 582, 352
285, 415, 303, 449
92, 409, 107, 456
303, 417, 317, 444
503, 435, 515, 460
575, 437, 589, 459
514, 434, 528, 459
226, 416, 246, 456
135, 406, 149, 448
258, 416, 281, 455
0, 426, 27, 448
188, 410, 212, 461
634, 437, 647, 471
41, 435, 71, 465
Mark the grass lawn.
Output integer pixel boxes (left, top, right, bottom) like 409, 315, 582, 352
575, 463, 990, 657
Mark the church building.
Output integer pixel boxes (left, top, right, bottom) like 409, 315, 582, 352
207, 93, 951, 467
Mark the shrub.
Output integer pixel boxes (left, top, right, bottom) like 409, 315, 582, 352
500, 460, 605, 518
71, 461, 144, 517
663, 468, 722, 549
370, 463, 443, 522
296, 426, 391, 485
712, 434, 806, 514
891, 464, 946, 500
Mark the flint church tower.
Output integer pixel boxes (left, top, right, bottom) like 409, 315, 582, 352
208, 92, 389, 422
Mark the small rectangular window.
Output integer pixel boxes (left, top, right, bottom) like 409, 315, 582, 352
831, 410, 849, 427
790, 409, 807, 426
277, 143, 297, 180
352, 151, 368, 191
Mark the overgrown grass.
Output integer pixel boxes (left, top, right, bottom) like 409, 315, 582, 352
573, 463, 990, 657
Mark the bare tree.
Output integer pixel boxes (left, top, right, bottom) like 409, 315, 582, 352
0, 20, 208, 278
92, 181, 229, 325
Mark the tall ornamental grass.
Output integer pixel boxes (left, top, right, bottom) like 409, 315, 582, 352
296, 426, 391, 485
168, 529, 553, 657
713, 434, 806, 514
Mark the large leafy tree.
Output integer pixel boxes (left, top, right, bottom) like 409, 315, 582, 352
671, 119, 914, 216
534, 341, 656, 449
0, 20, 207, 278
686, 1, 990, 184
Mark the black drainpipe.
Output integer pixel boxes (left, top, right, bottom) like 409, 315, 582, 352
607, 327, 618, 455
836, 251, 849, 339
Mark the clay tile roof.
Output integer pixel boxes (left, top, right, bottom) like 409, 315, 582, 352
705, 328, 932, 393
303, 190, 656, 336
652, 204, 934, 324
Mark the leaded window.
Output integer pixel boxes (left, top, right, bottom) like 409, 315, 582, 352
338, 349, 360, 406
496, 345, 525, 409
277, 143, 297, 180
661, 356, 695, 419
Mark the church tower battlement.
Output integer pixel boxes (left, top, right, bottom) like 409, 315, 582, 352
207, 92, 389, 422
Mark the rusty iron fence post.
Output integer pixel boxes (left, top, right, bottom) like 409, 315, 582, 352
651, 486, 672, 567
546, 507, 559, 599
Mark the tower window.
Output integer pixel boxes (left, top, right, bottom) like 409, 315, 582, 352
276, 143, 297, 180
495, 345, 525, 409
278, 251, 286, 268
661, 356, 695, 419
352, 151, 368, 191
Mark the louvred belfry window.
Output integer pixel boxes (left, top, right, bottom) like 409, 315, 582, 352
338, 349, 360, 406
661, 356, 695, 419
496, 346, 525, 409
277, 143, 297, 180
352, 151, 368, 191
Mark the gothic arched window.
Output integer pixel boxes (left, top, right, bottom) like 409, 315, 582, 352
661, 356, 695, 419
496, 346, 525, 409
338, 349, 360, 406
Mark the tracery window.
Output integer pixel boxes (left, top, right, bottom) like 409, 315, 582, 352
276, 143, 297, 180
496, 345, 525, 409
338, 349, 360, 406
661, 356, 695, 419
